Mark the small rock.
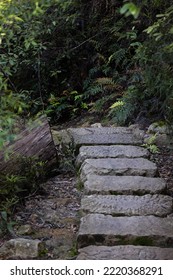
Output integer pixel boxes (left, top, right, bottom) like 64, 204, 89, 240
147, 122, 173, 135
0, 238, 44, 259
131, 126, 145, 140
16, 224, 33, 235
91, 123, 102, 128
51, 129, 72, 146
144, 133, 173, 147
155, 134, 173, 147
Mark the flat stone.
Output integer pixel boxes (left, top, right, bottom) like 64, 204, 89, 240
84, 175, 166, 195
76, 145, 149, 165
81, 194, 173, 217
77, 245, 173, 260
80, 158, 157, 181
77, 214, 173, 248
0, 238, 44, 259
68, 128, 141, 148
68, 127, 133, 136
16, 224, 33, 235
51, 129, 72, 146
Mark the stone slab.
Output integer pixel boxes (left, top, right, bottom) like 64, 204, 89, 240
76, 145, 149, 165
84, 175, 166, 195
77, 245, 173, 260
80, 158, 157, 180
0, 238, 43, 259
81, 194, 173, 217
68, 128, 141, 148
77, 214, 173, 248
68, 127, 133, 136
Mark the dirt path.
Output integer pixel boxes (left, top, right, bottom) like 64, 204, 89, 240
13, 174, 81, 259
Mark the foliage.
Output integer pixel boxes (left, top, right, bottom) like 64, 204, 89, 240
108, 85, 140, 125
120, 2, 140, 19
108, 1, 173, 125
1, 0, 173, 141
0, 0, 137, 128
143, 144, 159, 154
142, 133, 159, 154
0, 156, 46, 213
0, 210, 16, 236
137, 6, 173, 122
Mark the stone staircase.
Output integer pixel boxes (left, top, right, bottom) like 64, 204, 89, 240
54, 126, 173, 259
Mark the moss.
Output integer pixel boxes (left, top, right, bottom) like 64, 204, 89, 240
68, 242, 78, 258
132, 237, 154, 246
38, 246, 48, 258
109, 191, 119, 195
76, 179, 84, 191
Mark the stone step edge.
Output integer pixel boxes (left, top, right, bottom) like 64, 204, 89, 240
76, 145, 149, 166
77, 245, 173, 260
80, 158, 158, 179
80, 194, 173, 217
82, 175, 166, 195
77, 214, 173, 248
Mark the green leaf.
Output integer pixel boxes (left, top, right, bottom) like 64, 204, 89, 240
7, 222, 16, 234
110, 101, 124, 109
1, 211, 7, 221
120, 3, 140, 19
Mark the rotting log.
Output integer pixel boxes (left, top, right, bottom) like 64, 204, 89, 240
0, 116, 58, 174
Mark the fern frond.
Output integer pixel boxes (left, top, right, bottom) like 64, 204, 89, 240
95, 77, 116, 85
108, 48, 126, 66
110, 100, 124, 109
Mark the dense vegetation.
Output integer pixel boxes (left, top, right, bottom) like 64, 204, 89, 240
1, 0, 173, 138
1, 0, 173, 217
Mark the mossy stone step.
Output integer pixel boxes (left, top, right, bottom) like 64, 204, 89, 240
77, 214, 173, 248
77, 245, 173, 260
76, 145, 149, 166
67, 127, 141, 148
81, 194, 173, 217
80, 158, 157, 180
83, 175, 166, 195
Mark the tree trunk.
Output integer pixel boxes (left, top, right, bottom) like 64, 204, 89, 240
0, 116, 58, 174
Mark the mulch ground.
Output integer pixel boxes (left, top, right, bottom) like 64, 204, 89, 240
151, 147, 173, 197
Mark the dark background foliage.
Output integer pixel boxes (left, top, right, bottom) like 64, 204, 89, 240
1, 0, 173, 132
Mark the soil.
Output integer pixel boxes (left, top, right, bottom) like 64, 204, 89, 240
151, 148, 173, 197
13, 173, 81, 259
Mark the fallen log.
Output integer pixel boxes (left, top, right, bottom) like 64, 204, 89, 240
0, 116, 58, 174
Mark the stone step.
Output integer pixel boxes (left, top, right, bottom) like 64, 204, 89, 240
81, 195, 173, 217
77, 214, 173, 248
67, 128, 141, 148
77, 245, 173, 260
68, 127, 133, 135
83, 175, 166, 195
76, 145, 149, 166
80, 158, 157, 181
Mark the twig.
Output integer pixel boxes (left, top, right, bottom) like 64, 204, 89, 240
68, 34, 98, 53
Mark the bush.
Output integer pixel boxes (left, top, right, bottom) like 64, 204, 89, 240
0, 156, 46, 214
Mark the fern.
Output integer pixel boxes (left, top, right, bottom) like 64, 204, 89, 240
84, 84, 102, 101
110, 100, 124, 109
95, 77, 116, 86
108, 49, 126, 66
108, 100, 134, 125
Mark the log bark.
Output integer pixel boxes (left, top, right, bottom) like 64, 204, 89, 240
0, 116, 58, 174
